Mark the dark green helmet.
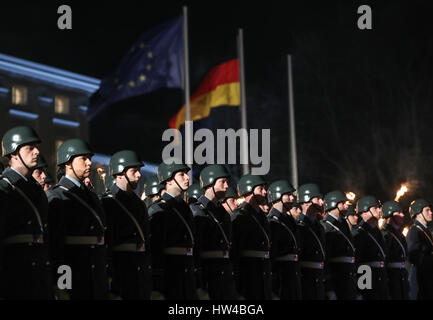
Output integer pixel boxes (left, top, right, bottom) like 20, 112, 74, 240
324, 190, 347, 212
199, 164, 230, 188
45, 172, 55, 184
2, 126, 41, 156
356, 195, 381, 213
34, 154, 48, 170
237, 174, 266, 197
267, 180, 296, 203
221, 186, 237, 203
382, 200, 403, 219
347, 204, 356, 216
104, 174, 115, 191
157, 161, 190, 184
185, 183, 204, 202
297, 183, 322, 203
109, 150, 143, 176
409, 199, 431, 219
144, 175, 165, 197
57, 139, 93, 166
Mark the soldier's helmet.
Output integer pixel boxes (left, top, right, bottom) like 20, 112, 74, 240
57, 139, 93, 166
409, 199, 431, 219
237, 174, 266, 197
143, 175, 165, 197
324, 190, 347, 212
34, 154, 48, 170
199, 164, 230, 189
109, 150, 143, 176
346, 204, 357, 216
185, 183, 204, 203
267, 180, 296, 203
157, 161, 190, 184
297, 183, 322, 203
104, 174, 115, 191
2, 126, 41, 156
382, 200, 403, 219
356, 195, 381, 214
220, 186, 237, 203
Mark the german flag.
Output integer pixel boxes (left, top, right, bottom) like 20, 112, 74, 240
169, 59, 240, 129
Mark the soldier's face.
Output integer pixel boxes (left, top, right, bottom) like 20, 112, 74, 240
311, 197, 324, 212
253, 185, 267, 205
347, 214, 358, 226
289, 206, 301, 220
70, 155, 92, 179
32, 168, 46, 186
422, 207, 433, 222
281, 193, 294, 203
337, 202, 348, 216
369, 206, 381, 220
213, 177, 229, 199
173, 171, 190, 190
15, 144, 40, 168
391, 211, 405, 227
226, 197, 239, 211
125, 167, 141, 189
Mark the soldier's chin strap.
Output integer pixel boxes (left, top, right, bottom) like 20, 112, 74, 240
124, 173, 136, 192
71, 164, 85, 184
17, 148, 33, 172
225, 200, 234, 214
281, 199, 293, 213
173, 175, 188, 192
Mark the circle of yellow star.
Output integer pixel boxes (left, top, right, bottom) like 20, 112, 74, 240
129, 81, 135, 87
139, 75, 147, 82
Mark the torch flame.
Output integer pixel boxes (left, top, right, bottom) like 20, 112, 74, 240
378, 218, 385, 229
236, 197, 246, 205
97, 168, 106, 183
395, 184, 409, 202
402, 226, 409, 237
346, 192, 356, 201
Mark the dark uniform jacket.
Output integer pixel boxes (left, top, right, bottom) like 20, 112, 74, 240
102, 184, 151, 300
268, 207, 302, 300
381, 223, 409, 300
46, 176, 109, 300
407, 220, 433, 300
352, 220, 390, 300
322, 213, 357, 300
231, 202, 272, 300
0, 168, 53, 299
148, 192, 197, 300
298, 213, 326, 300
190, 195, 237, 300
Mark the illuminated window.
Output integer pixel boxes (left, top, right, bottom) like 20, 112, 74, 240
12, 86, 28, 105
55, 96, 70, 114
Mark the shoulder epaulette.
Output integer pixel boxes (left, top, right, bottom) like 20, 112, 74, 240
190, 202, 207, 217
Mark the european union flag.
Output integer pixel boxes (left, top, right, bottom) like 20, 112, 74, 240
88, 16, 183, 120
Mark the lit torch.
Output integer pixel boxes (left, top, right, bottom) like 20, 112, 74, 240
395, 184, 409, 202
346, 192, 356, 201
402, 226, 409, 237
97, 167, 106, 185
236, 197, 246, 205
378, 218, 385, 229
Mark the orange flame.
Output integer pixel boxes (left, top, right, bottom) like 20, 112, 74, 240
378, 218, 385, 229
236, 197, 246, 205
402, 226, 409, 237
395, 184, 409, 202
346, 192, 356, 201
97, 168, 106, 183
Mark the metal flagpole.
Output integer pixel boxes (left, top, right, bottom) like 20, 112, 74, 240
287, 54, 298, 189
237, 28, 249, 175
183, 6, 193, 183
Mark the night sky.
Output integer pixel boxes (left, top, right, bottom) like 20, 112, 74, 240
1, 1, 433, 209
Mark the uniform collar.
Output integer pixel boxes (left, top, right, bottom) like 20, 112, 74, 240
65, 175, 81, 188
327, 212, 340, 222
10, 167, 28, 182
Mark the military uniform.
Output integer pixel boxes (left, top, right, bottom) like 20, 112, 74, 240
149, 192, 197, 300
353, 219, 390, 299
268, 207, 302, 299
298, 213, 326, 300
407, 219, 433, 299
382, 223, 409, 299
231, 202, 272, 300
322, 213, 357, 299
190, 195, 237, 299
102, 184, 151, 299
0, 168, 53, 299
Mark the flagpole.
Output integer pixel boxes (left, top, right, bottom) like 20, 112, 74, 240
237, 28, 249, 175
183, 6, 193, 184
287, 54, 298, 189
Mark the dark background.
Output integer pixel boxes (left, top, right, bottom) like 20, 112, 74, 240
1, 0, 432, 211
